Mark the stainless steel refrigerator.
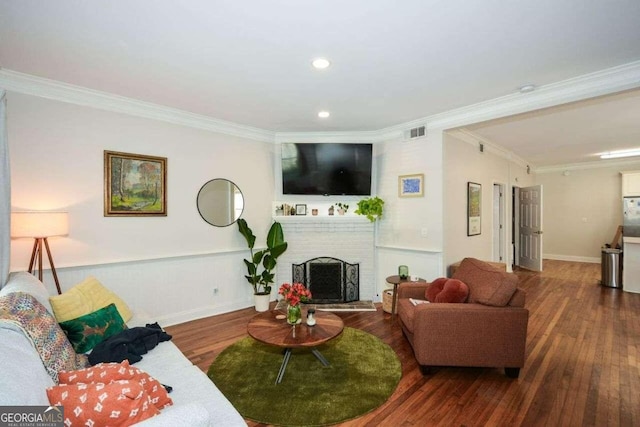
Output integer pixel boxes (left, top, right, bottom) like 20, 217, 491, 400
623, 197, 640, 237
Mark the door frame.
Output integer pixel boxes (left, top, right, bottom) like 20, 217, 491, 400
492, 182, 506, 264
512, 186, 520, 268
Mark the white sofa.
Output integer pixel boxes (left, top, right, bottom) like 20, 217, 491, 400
0, 272, 246, 427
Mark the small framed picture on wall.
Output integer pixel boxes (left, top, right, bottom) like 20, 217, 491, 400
398, 173, 424, 197
467, 182, 481, 236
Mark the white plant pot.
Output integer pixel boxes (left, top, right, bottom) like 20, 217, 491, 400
254, 293, 271, 312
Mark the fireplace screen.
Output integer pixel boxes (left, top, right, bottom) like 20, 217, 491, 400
292, 257, 359, 303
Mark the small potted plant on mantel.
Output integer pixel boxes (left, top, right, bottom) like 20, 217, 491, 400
335, 202, 349, 215
237, 219, 288, 311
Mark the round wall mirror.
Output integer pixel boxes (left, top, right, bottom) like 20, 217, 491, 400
197, 179, 244, 227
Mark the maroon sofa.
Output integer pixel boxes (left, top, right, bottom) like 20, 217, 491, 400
397, 258, 529, 377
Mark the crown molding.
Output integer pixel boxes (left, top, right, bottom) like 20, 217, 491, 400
447, 129, 531, 169
535, 157, 640, 174
425, 60, 640, 130
2, 60, 640, 147
273, 130, 386, 144
0, 68, 275, 143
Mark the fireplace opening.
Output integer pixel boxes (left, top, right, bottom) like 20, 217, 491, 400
292, 257, 359, 304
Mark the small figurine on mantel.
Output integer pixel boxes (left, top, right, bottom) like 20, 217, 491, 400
328, 205, 335, 216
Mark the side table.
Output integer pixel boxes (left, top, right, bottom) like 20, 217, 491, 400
385, 275, 427, 317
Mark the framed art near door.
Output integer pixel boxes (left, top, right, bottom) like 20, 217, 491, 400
398, 173, 424, 197
104, 151, 167, 216
467, 182, 481, 236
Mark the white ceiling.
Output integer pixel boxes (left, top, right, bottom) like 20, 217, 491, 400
462, 88, 640, 168
1, 0, 640, 167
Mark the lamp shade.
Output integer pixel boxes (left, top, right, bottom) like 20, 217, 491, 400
11, 211, 69, 238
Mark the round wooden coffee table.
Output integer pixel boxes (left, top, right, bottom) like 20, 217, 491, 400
247, 310, 344, 384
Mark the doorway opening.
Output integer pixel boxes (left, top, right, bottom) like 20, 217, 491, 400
492, 183, 506, 264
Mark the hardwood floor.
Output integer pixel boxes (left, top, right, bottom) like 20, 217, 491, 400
165, 260, 640, 426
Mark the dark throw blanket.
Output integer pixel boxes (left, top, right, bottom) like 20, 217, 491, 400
88, 322, 172, 365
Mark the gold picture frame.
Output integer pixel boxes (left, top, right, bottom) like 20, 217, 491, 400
398, 173, 424, 197
467, 182, 481, 236
104, 150, 167, 216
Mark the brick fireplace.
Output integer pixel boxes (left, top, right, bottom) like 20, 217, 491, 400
292, 256, 359, 303
276, 217, 375, 301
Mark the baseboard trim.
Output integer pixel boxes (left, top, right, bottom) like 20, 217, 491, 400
157, 299, 256, 327
544, 254, 600, 264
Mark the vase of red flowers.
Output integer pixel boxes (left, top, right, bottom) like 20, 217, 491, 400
279, 283, 312, 325
287, 304, 302, 325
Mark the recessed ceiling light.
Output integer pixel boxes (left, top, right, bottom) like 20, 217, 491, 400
600, 149, 640, 159
318, 111, 330, 118
518, 84, 536, 93
311, 58, 331, 69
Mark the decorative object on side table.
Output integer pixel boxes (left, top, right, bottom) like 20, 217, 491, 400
278, 283, 312, 325
237, 219, 288, 312
306, 308, 316, 326
398, 265, 409, 279
355, 196, 384, 222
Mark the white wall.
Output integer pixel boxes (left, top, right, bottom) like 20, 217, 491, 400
443, 130, 534, 270
535, 163, 640, 262
8, 92, 275, 325
374, 130, 444, 292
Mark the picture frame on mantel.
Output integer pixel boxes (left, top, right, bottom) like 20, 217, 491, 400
467, 182, 481, 236
398, 173, 424, 197
104, 150, 167, 216
295, 204, 307, 215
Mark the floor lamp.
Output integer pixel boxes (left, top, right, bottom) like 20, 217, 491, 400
11, 211, 69, 295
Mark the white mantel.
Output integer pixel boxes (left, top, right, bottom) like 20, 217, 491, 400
275, 216, 376, 300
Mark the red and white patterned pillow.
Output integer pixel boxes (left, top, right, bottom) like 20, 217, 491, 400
47, 380, 160, 426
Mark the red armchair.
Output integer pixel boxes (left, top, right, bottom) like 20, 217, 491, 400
397, 258, 529, 378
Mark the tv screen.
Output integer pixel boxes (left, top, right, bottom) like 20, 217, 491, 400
281, 143, 372, 196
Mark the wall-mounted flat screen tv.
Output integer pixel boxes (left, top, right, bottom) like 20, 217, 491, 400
281, 143, 373, 196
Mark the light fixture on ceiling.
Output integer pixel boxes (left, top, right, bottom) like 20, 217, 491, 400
600, 149, 640, 159
311, 58, 331, 69
318, 111, 330, 118
518, 84, 536, 93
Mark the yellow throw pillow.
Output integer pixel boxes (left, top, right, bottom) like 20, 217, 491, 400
49, 276, 133, 323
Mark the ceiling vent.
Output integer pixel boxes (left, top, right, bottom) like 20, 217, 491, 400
405, 125, 426, 140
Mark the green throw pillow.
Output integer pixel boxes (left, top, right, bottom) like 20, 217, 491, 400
59, 303, 127, 353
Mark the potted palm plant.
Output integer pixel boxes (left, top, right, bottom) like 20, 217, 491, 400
237, 219, 288, 311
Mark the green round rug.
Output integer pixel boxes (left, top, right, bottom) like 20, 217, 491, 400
207, 327, 401, 426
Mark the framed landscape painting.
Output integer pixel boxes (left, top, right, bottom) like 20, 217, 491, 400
104, 151, 167, 216
467, 182, 481, 236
